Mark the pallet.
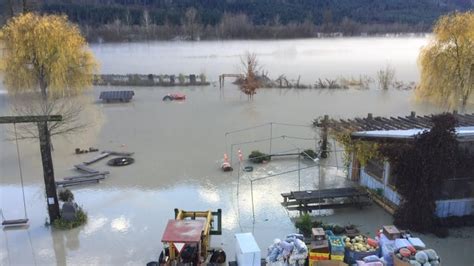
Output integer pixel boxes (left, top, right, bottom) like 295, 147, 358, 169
83, 153, 110, 165
56, 176, 105, 187
2, 218, 29, 226
63, 171, 109, 180
74, 164, 100, 174
102, 150, 134, 156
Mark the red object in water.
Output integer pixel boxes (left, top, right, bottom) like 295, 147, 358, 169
170, 93, 186, 100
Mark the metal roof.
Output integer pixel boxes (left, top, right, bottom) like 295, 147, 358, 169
99, 90, 135, 100
315, 111, 474, 132
352, 126, 474, 141
161, 219, 205, 243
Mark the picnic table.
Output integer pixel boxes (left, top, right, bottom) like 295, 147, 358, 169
281, 187, 369, 212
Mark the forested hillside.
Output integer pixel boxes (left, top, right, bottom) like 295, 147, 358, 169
1, 0, 472, 41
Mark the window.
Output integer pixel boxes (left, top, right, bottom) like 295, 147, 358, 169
365, 159, 384, 181
388, 165, 397, 188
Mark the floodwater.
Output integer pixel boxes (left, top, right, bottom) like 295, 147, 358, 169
1, 37, 474, 265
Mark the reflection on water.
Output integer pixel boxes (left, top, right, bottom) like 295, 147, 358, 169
83, 216, 108, 236
110, 216, 131, 233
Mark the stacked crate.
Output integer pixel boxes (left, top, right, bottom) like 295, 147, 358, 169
309, 228, 330, 265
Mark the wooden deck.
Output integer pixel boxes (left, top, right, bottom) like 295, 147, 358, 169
281, 187, 370, 212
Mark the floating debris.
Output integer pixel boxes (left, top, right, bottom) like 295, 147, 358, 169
107, 157, 135, 166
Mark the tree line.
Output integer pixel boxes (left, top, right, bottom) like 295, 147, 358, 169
1, 0, 472, 41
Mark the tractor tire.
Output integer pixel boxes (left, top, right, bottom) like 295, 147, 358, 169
158, 247, 169, 264
209, 249, 226, 264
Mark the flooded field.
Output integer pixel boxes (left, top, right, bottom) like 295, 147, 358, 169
1, 37, 473, 265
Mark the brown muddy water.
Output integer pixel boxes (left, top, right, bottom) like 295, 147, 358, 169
1, 37, 474, 265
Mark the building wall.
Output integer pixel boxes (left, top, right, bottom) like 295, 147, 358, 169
359, 165, 474, 217
435, 198, 474, 217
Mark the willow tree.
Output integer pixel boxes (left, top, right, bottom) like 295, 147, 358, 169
416, 11, 474, 111
0, 13, 98, 137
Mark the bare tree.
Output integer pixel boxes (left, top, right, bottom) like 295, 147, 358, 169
240, 52, 262, 100
142, 9, 151, 30
377, 64, 396, 90
9, 94, 89, 140
142, 9, 151, 38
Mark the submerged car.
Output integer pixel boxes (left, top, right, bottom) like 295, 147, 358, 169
162, 93, 186, 101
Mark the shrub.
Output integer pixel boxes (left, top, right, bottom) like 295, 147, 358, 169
248, 150, 271, 163
58, 189, 74, 202
53, 208, 87, 230
333, 225, 345, 235
295, 213, 312, 237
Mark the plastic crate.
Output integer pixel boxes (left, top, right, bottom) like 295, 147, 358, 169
331, 254, 344, 261
328, 236, 345, 255
309, 252, 330, 266
344, 247, 381, 264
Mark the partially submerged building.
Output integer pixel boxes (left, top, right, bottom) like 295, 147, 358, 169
317, 112, 474, 217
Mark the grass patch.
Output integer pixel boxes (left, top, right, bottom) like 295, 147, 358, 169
53, 208, 88, 230
248, 150, 271, 163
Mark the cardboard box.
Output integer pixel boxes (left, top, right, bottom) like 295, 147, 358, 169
383, 225, 401, 240
314, 261, 348, 266
392, 254, 408, 266
312, 227, 326, 240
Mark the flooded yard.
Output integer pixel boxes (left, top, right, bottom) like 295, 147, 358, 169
1, 37, 473, 265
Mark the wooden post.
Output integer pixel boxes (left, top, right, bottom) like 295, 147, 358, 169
410, 111, 416, 118
320, 115, 329, 158
38, 121, 60, 222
